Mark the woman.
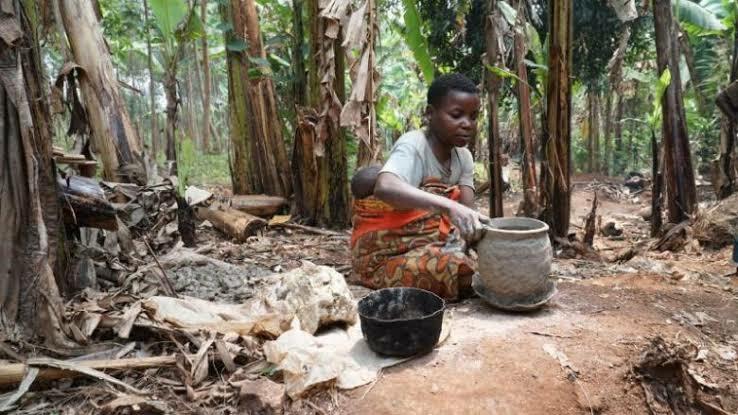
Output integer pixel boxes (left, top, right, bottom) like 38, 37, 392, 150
351, 73, 490, 300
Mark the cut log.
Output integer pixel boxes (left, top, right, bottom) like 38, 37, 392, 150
229, 195, 288, 217
195, 205, 266, 241
583, 193, 599, 247
0, 355, 176, 388
58, 176, 118, 231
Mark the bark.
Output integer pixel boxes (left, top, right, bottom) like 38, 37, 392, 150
230, 195, 288, 217
485, 0, 504, 218
0, 0, 70, 344
653, 0, 697, 223
200, 0, 211, 152
164, 69, 179, 165
613, 93, 624, 174
586, 91, 600, 174
185, 44, 197, 143
292, 0, 350, 227
194, 206, 266, 242
292, 0, 307, 106
677, 27, 708, 117
144, 0, 159, 158
651, 129, 663, 236
539, 0, 572, 238
225, 0, 292, 197
59, 0, 147, 184
715, 22, 738, 199
603, 92, 612, 175
58, 176, 117, 231
513, 5, 538, 216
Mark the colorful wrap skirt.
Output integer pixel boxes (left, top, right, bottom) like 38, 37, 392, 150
350, 180, 476, 300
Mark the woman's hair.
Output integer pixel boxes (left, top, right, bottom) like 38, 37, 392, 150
427, 73, 479, 107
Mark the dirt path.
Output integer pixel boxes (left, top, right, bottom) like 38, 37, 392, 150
343, 274, 738, 414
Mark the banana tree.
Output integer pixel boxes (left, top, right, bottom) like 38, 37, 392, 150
673, 0, 737, 197
149, 0, 204, 170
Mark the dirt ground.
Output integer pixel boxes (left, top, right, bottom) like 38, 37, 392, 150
4, 175, 737, 414
331, 177, 738, 415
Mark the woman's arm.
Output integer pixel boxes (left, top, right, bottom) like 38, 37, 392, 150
374, 172, 489, 241
459, 186, 475, 208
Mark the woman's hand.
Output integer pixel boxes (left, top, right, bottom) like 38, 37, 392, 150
446, 203, 491, 242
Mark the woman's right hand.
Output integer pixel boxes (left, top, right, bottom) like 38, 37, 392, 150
446, 203, 490, 242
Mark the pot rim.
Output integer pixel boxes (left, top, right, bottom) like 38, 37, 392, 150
483, 217, 550, 235
358, 287, 446, 323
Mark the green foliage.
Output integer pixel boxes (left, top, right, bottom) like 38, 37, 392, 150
673, 0, 726, 31
648, 68, 672, 130
176, 137, 196, 194
400, 0, 435, 84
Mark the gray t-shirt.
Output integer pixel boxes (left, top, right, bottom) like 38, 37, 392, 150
380, 130, 475, 189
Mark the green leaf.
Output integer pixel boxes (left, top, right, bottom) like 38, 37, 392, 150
149, 0, 189, 38
673, 0, 726, 31
649, 68, 672, 128
226, 38, 248, 52
485, 64, 520, 82
400, 0, 435, 84
497, 1, 517, 26
267, 53, 291, 68
175, 9, 205, 41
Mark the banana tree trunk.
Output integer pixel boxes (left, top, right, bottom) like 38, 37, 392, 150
164, 68, 178, 167
485, 0, 504, 218
1, 1, 70, 344
224, 0, 292, 197
513, 5, 538, 216
59, 0, 147, 184
715, 19, 738, 199
603, 90, 612, 176
200, 0, 211, 153
653, 0, 697, 223
144, 0, 159, 159
539, 0, 572, 238
292, 0, 349, 227
613, 92, 624, 174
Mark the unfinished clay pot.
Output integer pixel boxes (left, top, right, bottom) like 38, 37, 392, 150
475, 217, 555, 311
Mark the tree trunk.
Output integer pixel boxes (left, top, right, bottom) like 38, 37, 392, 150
224, 0, 292, 197
715, 20, 738, 199
0, 0, 70, 345
59, 0, 147, 184
485, 0, 504, 218
678, 27, 709, 117
653, 0, 697, 223
292, 0, 349, 227
185, 47, 197, 143
651, 129, 663, 236
513, 4, 538, 216
292, 0, 307, 106
200, 0, 211, 153
587, 91, 600, 174
603, 91, 612, 176
587, 92, 595, 173
613, 92, 624, 174
539, 0, 572, 238
164, 69, 178, 166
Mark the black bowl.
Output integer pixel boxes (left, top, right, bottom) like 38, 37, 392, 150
357, 287, 445, 357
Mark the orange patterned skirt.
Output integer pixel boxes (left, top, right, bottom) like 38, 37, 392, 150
350, 180, 476, 300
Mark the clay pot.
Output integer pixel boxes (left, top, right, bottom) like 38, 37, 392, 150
474, 217, 555, 311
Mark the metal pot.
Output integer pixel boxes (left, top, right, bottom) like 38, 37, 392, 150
475, 217, 556, 311
358, 287, 444, 357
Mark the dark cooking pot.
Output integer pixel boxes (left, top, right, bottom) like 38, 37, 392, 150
358, 287, 445, 357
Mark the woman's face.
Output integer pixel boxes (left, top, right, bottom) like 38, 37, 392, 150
427, 90, 481, 148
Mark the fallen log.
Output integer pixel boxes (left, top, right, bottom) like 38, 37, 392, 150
0, 355, 176, 388
58, 176, 118, 231
195, 205, 266, 241
230, 195, 288, 217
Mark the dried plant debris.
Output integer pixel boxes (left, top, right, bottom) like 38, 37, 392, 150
633, 337, 734, 415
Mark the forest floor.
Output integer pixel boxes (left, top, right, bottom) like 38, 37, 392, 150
3, 174, 737, 414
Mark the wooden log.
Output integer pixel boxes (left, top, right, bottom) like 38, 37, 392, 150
195, 205, 266, 241
229, 195, 288, 217
58, 176, 118, 231
0, 355, 176, 389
